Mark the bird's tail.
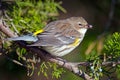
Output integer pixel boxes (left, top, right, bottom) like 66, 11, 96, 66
7, 34, 38, 42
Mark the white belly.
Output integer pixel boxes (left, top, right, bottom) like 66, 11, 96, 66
43, 38, 82, 57
43, 44, 79, 57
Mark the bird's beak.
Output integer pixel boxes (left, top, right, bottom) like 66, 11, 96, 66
85, 24, 93, 29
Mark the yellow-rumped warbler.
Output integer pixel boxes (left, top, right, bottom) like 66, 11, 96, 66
7, 17, 92, 57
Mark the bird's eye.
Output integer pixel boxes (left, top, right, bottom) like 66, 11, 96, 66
78, 22, 82, 26
78, 23, 82, 26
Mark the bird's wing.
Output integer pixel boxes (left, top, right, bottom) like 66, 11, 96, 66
29, 21, 80, 46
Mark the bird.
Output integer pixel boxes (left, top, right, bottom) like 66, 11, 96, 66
7, 17, 92, 57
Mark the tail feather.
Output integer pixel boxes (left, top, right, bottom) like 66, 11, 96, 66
7, 35, 38, 42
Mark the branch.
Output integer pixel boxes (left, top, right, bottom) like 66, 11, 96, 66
0, 19, 17, 37
69, 61, 120, 67
0, 19, 93, 80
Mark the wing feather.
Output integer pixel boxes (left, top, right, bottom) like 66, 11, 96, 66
29, 20, 80, 46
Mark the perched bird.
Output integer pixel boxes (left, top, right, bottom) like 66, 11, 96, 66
7, 17, 92, 57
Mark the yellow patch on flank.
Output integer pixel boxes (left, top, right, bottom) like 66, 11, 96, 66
33, 29, 44, 36
69, 38, 80, 47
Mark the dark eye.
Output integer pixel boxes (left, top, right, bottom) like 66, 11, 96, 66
78, 23, 82, 26
78, 22, 82, 26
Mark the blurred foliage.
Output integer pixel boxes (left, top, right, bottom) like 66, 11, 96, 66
3, 0, 66, 34
103, 32, 120, 61
104, 32, 120, 79
38, 62, 65, 79
86, 32, 120, 80
87, 50, 103, 80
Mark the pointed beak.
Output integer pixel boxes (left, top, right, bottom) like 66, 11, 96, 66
85, 24, 92, 29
